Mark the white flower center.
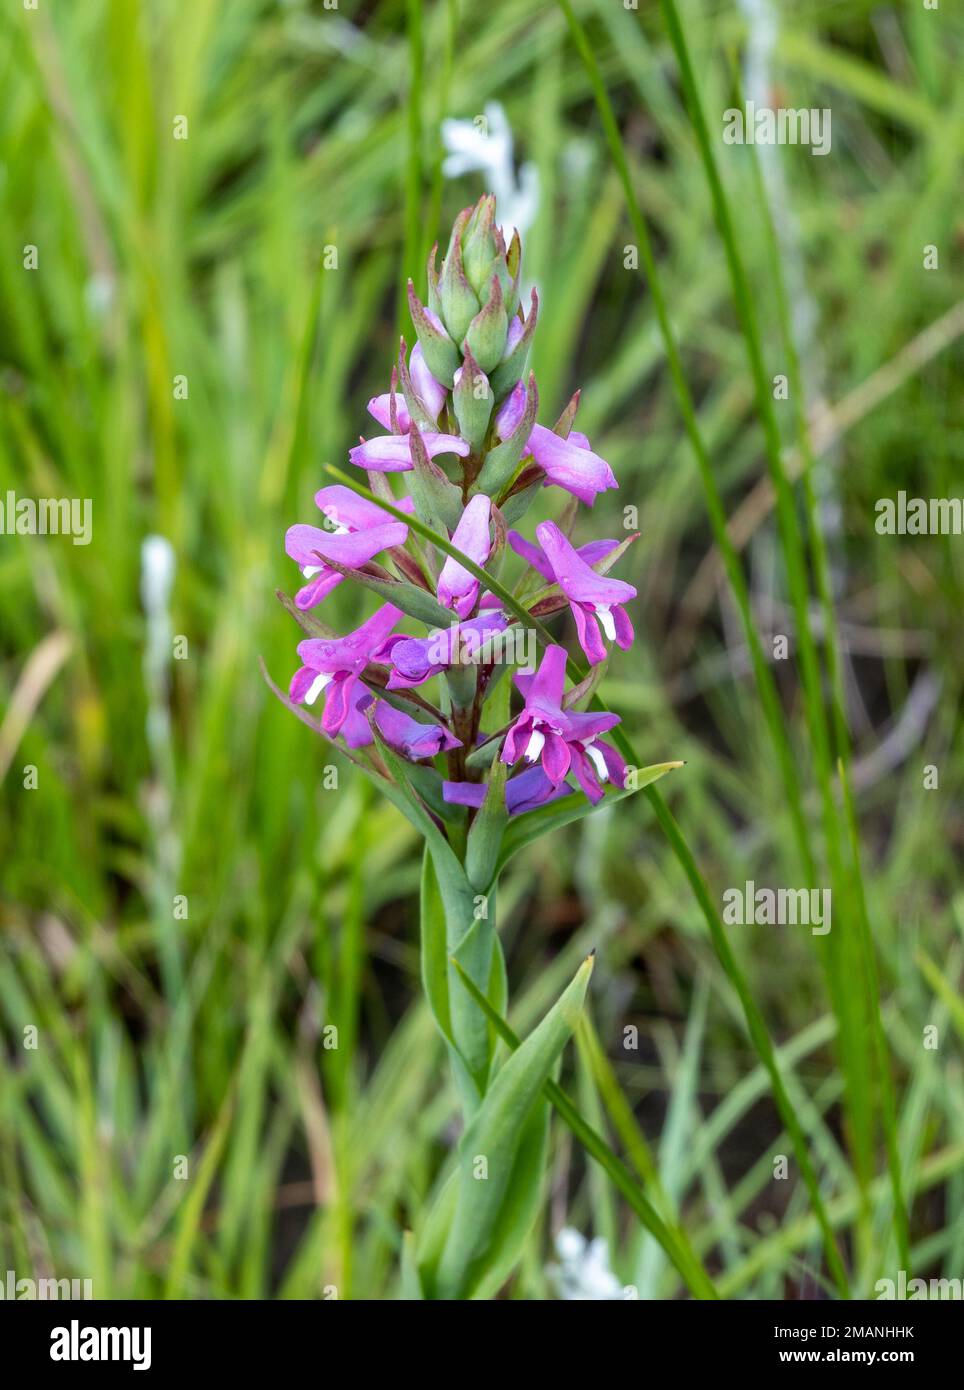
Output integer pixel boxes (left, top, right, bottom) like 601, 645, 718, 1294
585, 743, 608, 781
302, 564, 322, 579
305, 672, 333, 706
525, 728, 546, 762
595, 604, 616, 641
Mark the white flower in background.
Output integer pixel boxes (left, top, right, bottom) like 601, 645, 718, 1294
547, 1226, 624, 1300
441, 101, 539, 240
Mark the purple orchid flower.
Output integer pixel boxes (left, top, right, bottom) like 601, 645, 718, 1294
289, 603, 403, 741
437, 494, 492, 618
535, 521, 636, 666
349, 432, 470, 473
442, 764, 571, 816
508, 528, 619, 582
495, 384, 618, 506
285, 485, 413, 611
501, 644, 626, 803
367, 343, 447, 430
367, 696, 462, 759
380, 611, 510, 689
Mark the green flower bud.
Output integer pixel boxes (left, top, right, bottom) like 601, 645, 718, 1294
408, 281, 461, 386
438, 208, 481, 345
464, 274, 507, 375
460, 194, 499, 295
453, 346, 493, 451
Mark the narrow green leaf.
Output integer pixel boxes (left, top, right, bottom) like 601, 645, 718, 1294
428, 954, 594, 1299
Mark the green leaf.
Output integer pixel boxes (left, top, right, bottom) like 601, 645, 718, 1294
408, 420, 464, 533
420, 847, 454, 1047
275, 590, 337, 639
448, 956, 719, 1300
426, 954, 593, 1299
417, 838, 500, 1114
399, 1231, 425, 1301
465, 757, 508, 892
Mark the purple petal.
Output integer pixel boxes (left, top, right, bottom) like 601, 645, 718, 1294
535, 522, 636, 607
541, 730, 571, 784
321, 672, 355, 736
495, 381, 527, 439
436, 494, 492, 617
527, 424, 618, 505
442, 780, 487, 809
410, 342, 447, 423
560, 707, 621, 742
295, 568, 343, 611
349, 433, 470, 473
297, 603, 404, 674
569, 745, 605, 804
386, 612, 509, 688
507, 530, 552, 579
505, 766, 570, 815
508, 530, 620, 582
613, 605, 634, 651
312, 484, 409, 532
289, 665, 319, 704
571, 602, 608, 666
341, 686, 375, 748
374, 700, 461, 758
598, 740, 627, 789
285, 521, 408, 571
367, 392, 410, 432
516, 643, 568, 712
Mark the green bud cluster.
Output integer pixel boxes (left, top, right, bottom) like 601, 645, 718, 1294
408, 195, 538, 460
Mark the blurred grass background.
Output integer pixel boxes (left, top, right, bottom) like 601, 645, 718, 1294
1, 0, 963, 1299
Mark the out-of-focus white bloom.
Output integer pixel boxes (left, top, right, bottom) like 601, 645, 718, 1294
441, 101, 539, 240
140, 535, 176, 756
141, 535, 176, 624
547, 1226, 624, 1300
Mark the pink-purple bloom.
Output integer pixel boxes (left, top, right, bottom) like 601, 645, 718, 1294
534, 521, 636, 666
495, 384, 618, 506
285, 485, 413, 610
367, 343, 447, 430
443, 765, 570, 816
369, 697, 462, 758
290, 603, 403, 742
380, 612, 510, 689
349, 431, 470, 473
437, 494, 492, 618
508, 528, 619, 582
501, 644, 627, 803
